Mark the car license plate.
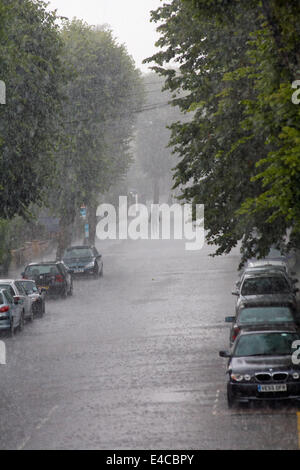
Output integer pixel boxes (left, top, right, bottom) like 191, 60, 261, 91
74, 268, 84, 273
41, 286, 49, 290
257, 384, 287, 392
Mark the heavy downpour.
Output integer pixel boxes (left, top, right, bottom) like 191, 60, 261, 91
0, 0, 300, 452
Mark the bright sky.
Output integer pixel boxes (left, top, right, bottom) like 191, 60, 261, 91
46, 0, 163, 73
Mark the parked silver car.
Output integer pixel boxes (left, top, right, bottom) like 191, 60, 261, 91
0, 279, 34, 322
18, 279, 46, 317
0, 288, 24, 336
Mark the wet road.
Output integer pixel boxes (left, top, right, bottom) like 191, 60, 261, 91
0, 238, 299, 450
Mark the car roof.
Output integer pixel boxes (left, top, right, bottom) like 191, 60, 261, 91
0, 279, 15, 283
238, 324, 298, 335
243, 271, 288, 279
26, 261, 59, 266
238, 303, 292, 311
65, 245, 93, 250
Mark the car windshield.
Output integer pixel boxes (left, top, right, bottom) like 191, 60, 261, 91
241, 276, 290, 295
25, 265, 59, 276
238, 307, 294, 325
266, 247, 284, 259
19, 281, 38, 294
234, 332, 299, 357
63, 248, 93, 259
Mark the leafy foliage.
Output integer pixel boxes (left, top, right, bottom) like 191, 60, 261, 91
145, 0, 300, 264
0, 0, 67, 219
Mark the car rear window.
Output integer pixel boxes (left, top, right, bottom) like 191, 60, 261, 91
241, 276, 290, 295
239, 307, 294, 325
63, 248, 93, 259
0, 284, 15, 297
25, 265, 59, 276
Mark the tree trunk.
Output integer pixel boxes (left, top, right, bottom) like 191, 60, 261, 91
153, 178, 160, 205
261, 0, 294, 77
56, 209, 76, 260
87, 202, 98, 246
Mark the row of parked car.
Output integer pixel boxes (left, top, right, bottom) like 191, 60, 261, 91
0, 244, 103, 337
219, 249, 300, 407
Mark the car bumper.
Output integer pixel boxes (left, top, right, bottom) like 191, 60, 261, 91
41, 285, 65, 296
70, 267, 97, 277
229, 382, 300, 402
0, 317, 11, 329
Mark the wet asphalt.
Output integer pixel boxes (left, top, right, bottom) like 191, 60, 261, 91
0, 238, 299, 450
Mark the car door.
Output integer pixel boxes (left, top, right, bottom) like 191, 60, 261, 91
93, 247, 102, 271
4, 289, 21, 326
58, 263, 70, 290
15, 281, 31, 317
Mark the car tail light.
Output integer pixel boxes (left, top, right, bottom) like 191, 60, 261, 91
0, 306, 9, 313
55, 274, 64, 282
232, 325, 240, 342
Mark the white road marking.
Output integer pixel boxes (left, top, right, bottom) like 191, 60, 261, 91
18, 405, 59, 450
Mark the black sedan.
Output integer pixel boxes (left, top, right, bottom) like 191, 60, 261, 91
219, 326, 300, 407
22, 261, 73, 298
225, 304, 300, 346
62, 245, 103, 279
232, 271, 298, 313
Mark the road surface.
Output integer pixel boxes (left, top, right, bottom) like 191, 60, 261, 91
0, 238, 299, 450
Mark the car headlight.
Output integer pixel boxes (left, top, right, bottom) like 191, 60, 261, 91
85, 261, 95, 269
293, 372, 300, 380
231, 374, 244, 382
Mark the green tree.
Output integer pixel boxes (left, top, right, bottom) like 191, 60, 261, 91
50, 20, 144, 258
0, 0, 67, 219
145, 0, 300, 264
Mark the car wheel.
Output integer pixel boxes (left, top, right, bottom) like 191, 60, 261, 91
19, 311, 25, 332
227, 386, 235, 409
68, 280, 73, 296
10, 318, 15, 337
93, 263, 100, 279
30, 306, 34, 322
61, 285, 68, 299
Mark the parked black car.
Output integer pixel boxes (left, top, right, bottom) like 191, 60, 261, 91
22, 261, 73, 298
232, 271, 298, 313
225, 304, 300, 346
219, 326, 300, 407
62, 245, 103, 278
18, 279, 46, 316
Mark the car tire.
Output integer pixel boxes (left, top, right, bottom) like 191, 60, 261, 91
227, 386, 235, 409
61, 285, 68, 299
19, 311, 25, 332
93, 263, 100, 279
29, 307, 34, 322
68, 281, 73, 296
10, 318, 15, 337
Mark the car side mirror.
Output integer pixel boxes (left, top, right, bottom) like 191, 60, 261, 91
219, 350, 231, 358
231, 291, 239, 296
225, 316, 235, 323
